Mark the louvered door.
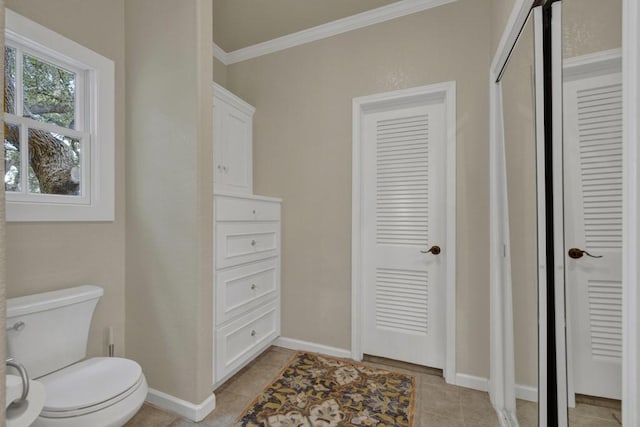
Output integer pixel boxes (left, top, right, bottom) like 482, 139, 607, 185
362, 103, 445, 367
564, 71, 622, 400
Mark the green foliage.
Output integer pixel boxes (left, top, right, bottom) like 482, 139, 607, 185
22, 53, 76, 129
5, 46, 15, 114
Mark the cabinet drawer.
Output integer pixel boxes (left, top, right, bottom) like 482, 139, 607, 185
216, 222, 279, 268
215, 196, 280, 222
215, 301, 280, 384
216, 258, 279, 324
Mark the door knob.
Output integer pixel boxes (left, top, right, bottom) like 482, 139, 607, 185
421, 245, 441, 255
568, 248, 603, 259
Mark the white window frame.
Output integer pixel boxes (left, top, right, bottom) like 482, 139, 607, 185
4, 9, 114, 221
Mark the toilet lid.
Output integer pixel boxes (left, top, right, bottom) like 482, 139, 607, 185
40, 357, 142, 412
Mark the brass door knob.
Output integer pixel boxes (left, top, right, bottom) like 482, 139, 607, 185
568, 248, 603, 259
421, 245, 441, 255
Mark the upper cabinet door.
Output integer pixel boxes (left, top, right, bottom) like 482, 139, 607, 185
213, 83, 255, 195
222, 104, 253, 193
213, 100, 228, 189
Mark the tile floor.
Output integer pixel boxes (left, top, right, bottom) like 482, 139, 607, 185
516, 398, 622, 427
125, 346, 501, 426
125, 346, 621, 427
124, 346, 622, 426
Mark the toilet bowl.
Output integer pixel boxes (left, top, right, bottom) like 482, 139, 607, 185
7, 286, 148, 427
33, 357, 147, 427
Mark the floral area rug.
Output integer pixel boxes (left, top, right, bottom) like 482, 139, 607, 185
234, 352, 415, 427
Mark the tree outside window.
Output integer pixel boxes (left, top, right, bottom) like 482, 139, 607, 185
4, 46, 84, 196
4, 9, 115, 222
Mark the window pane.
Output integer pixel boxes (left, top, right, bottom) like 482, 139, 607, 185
23, 54, 76, 129
27, 128, 80, 195
5, 47, 16, 114
4, 123, 20, 192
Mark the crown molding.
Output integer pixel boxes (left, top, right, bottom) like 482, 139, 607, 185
212, 42, 230, 65
212, 0, 457, 65
212, 81, 255, 115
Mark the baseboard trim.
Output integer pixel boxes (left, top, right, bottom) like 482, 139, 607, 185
146, 388, 216, 422
453, 374, 538, 402
274, 337, 351, 359
515, 384, 538, 402
445, 373, 535, 425
454, 373, 489, 391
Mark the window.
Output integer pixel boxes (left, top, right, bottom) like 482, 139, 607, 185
4, 9, 115, 221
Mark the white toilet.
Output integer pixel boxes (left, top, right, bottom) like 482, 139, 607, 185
6, 285, 147, 427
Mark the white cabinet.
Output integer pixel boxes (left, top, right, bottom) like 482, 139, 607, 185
213, 193, 281, 387
213, 82, 254, 195
212, 84, 281, 387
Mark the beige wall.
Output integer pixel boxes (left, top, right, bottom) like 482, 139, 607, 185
490, 0, 516, 56
227, 0, 492, 377
563, 0, 622, 59
213, 56, 228, 88
4, 0, 126, 359
489, 0, 622, 61
125, 0, 214, 404
213, 0, 400, 51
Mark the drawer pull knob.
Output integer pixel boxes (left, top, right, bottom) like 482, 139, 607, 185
251, 330, 256, 337
7, 321, 25, 332
251, 240, 257, 247
251, 284, 257, 290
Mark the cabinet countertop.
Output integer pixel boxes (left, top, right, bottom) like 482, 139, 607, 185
214, 191, 283, 204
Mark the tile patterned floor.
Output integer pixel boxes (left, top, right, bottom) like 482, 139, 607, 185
125, 346, 622, 426
125, 346, 501, 426
516, 399, 622, 427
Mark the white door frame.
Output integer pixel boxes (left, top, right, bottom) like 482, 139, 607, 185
622, 0, 640, 424
351, 82, 456, 382
550, 5, 568, 423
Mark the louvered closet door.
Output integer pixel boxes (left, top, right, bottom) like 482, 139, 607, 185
564, 71, 622, 400
362, 103, 445, 367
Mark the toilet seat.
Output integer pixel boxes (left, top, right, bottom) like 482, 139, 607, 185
38, 357, 144, 418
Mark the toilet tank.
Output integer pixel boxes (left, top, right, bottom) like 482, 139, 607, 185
6, 285, 104, 379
